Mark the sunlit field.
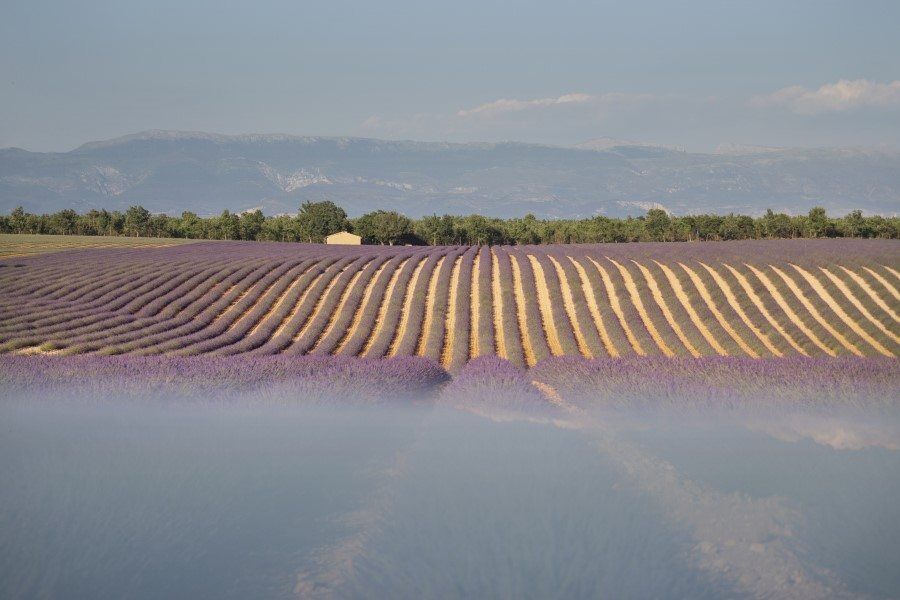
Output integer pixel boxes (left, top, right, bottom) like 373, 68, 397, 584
0, 233, 197, 258
1, 238, 897, 365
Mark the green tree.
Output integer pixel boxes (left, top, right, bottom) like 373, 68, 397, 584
124, 205, 152, 237
295, 201, 350, 243
354, 210, 413, 245
644, 209, 672, 241
240, 209, 265, 241
415, 214, 456, 246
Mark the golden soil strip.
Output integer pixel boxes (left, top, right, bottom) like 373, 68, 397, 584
470, 253, 481, 358
291, 263, 351, 344
441, 255, 464, 367
769, 265, 863, 356
568, 257, 617, 357
247, 265, 313, 337
820, 267, 900, 345
744, 264, 835, 357
884, 265, 900, 282
269, 269, 330, 341
863, 267, 900, 302
387, 257, 428, 357
527, 255, 564, 356
723, 264, 808, 356
606, 257, 673, 357
588, 257, 644, 356
225, 269, 296, 333
334, 259, 393, 356
791, 264, 892, 357
361, 257, 411, 357
416, 256, 446, 356
214, 280, 263, 324
491, 250, 508, 360
548, 256, 592, 358
679, 262, 758, 358
510, 254, 538, 366
418, 256, 447, 354
633, 260, 699, 357
311, 260, 374, 353
699, 262, 781, 357
839, 266, 900, 322
653, 260, 728, 356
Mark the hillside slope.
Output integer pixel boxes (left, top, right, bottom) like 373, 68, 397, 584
3, 131, 899, 218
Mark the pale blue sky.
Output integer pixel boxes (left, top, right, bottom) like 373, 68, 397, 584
2, 0, 899, 151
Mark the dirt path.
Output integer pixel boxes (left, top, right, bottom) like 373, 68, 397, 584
839, 266, 900, 322
510, 254, 537, 366
679, 262, 758, 358
723, 264, 808, 356
567, 256, 617, 357
490, 250, 508, 360
548, 255, 592, 358
527, 255, 564, 356
387, 257, 427, 357
633, 260, 699, 357
606, 257, 673, 356
699, 262, 781, 357
441, 255, 464, 367
791, 264, 892, 357
416, 256, 445, 356
769, 265, 862, 356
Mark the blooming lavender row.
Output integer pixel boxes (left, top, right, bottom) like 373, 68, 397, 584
0, 354, 449, 405
529, 355, 900, 414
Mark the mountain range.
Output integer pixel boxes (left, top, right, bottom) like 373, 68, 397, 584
1, 130, 898, 218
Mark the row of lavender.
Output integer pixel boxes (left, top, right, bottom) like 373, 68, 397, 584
2, 354, 897, 415
1, 239, 898, 367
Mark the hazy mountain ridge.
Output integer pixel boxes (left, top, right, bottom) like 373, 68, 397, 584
1, 131, 898, 218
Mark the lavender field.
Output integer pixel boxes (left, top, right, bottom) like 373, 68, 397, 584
1, 237, 897, 371
2, 235, 899, 600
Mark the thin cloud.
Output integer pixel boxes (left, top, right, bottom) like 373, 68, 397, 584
457, 93, 594, 118
751, 79, 900, 114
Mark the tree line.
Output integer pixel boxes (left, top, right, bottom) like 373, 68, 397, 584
1, 202, 897, 245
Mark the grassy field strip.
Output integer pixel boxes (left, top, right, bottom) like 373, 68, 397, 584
548, 256, 593, 358
527, 255, 564, 356
634, 261, 700, 357
744, 264, 836, 357
490, 250, 508, 360
311, 259, 378, 353
416, 256, 446, 356
440, 255, 464, 367
790, 264, 893, 357
653, 260, 728, 356
769, 265, 863, 357
863, 267, 900, 302
607, 257, 674, 357
723, 264, 809, 356
387, 256, 428, 357
587, 258, 645, 356
567, 256, 617, 357
679, 262, 758, 358
470, 253, 481, 358
509, 254, 538, 366
334, 259, 393, 355
0, 234, 197, 258
821, 268, 900, 345
839, 267, 900, 322
700, 262, 782, 357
